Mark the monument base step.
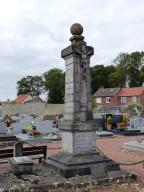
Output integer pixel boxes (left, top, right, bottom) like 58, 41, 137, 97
68, 170, 136, 185
42, 152, 121, 178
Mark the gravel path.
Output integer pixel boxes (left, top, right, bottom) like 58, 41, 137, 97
96, 136, 144, 184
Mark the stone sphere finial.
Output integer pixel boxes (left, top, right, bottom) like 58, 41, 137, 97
70, 23, 83, 36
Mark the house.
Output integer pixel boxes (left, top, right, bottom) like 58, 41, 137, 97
15, 94, 33, 104
93, 87, 144, 109
117, 87, 144, 108
93, 88, 121, 108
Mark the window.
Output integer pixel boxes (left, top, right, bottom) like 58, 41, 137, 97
120, 97, 127, 103
96, 97, 101, 103
132, 96, 137, 103
106, 97, 111, 103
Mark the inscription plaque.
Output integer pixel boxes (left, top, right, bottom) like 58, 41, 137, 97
73, 132, 96, 153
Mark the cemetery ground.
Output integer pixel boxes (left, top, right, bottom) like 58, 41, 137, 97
1, 135, 144, 191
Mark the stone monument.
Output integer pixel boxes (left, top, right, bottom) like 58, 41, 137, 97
61, 23, 97, 155
43, 23, 134, 180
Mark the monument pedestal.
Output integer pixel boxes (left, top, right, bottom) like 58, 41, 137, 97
43, 151, 120, 178
61, 121, 97, 154
61, 131, 96, 154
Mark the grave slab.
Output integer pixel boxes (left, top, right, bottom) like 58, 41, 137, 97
124, 140, 144, 153
96, 131, 114, 137
9, 156, 33, 175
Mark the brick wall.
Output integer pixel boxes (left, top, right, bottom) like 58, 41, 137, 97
101, 95, 118, 107
139, 91, 144, 108
99, 95, 143, 108
117, 96, 132, 106
95, 90, 144, 109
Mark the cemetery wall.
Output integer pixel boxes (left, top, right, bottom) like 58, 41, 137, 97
1, 103, 64, 116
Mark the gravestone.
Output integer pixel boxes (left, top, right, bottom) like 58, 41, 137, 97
130, 118, 144, 130
12, 121, 32, 134
43, 23, 134, 180
0, 121, 6, 134
9, 156, 33, 175
12, 120, 56, 135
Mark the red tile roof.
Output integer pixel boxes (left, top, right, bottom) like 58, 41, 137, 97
15, 94, 32, 104
118, 87, 144, 97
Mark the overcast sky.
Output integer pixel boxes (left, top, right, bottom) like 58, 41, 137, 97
0, 0, 144, 101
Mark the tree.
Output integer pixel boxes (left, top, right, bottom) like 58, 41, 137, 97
105, 65, 117, 87
113, 52, 144, 87
17, 76, 44, 96
112, 53, 130, 87
90, 65, 117, 94
90, 65, 106, 94
43, 68, 65, 103
127, 52, 144, 87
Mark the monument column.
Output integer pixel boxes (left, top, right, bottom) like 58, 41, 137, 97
61, 23, 96, 154
44, 23, 121, 179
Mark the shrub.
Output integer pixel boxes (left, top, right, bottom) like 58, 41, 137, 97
127, 103, 142, 111
122, 115, 129, 125
107, 116, 112, 125
92, 99, 97, 109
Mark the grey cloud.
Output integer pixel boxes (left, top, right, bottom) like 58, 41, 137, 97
0, 0, 144, 100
